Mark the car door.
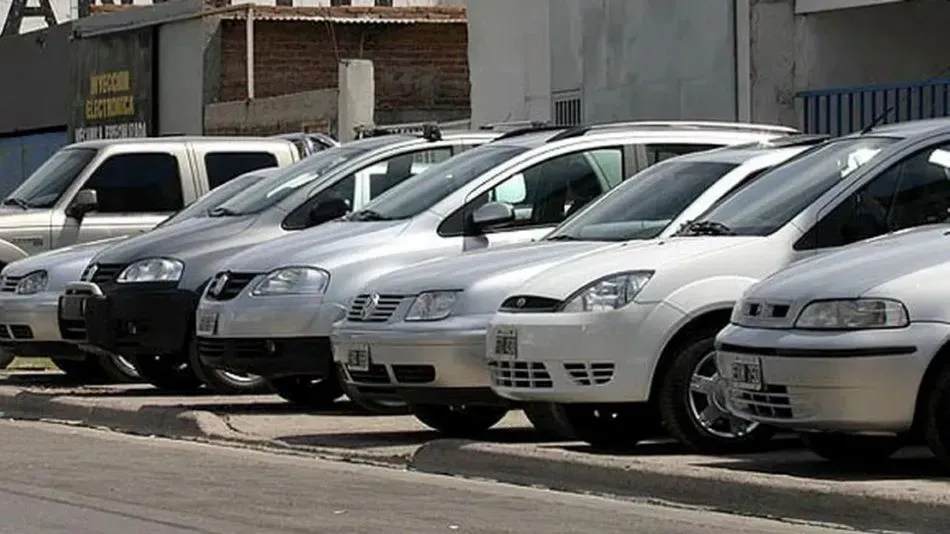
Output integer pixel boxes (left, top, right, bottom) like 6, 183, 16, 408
55, 150, 190, 247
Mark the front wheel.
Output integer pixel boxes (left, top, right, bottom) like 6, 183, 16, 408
96, 354, 142, 383
657, 329, 774, 454
560, 403, 658, 450
523, 402, 576, 440
270, 375, 344, 408
187, 340, 271, 395
131, 354, 203, 392
0, 350, 14, 370
920, 362, 950, 472
340, 378, 409, 415
801, 432, 902, 464
411, 404, 507, 436
51, 357, 110, 383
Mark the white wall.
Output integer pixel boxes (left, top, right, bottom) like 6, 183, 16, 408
157, 17, 205, 135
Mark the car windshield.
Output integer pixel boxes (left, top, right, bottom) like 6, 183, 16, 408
210, 145, 371, 216
545, 160, 741, 242
350, 144, 530, 221
3, 147, 98, 209
678, 136, 900, 237
156, 170, 271, 228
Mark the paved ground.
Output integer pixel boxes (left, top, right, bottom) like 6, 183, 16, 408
0, 419, 862, 534
1, 370, 947, 533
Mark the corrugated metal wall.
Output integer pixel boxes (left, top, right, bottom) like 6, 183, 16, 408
0, 130, 69, 197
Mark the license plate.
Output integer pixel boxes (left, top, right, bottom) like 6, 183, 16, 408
730, 355, 763, 391
196, 311, 218, 336
346, 344, 370, 372
493, 327, 518, 359
59, 295, 88, 321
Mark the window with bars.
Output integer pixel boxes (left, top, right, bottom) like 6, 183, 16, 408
375, 0, 394, 5
330, 0, 352, 5
553, 91, 583, 126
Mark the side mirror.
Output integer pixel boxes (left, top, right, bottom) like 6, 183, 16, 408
471, 201, 515, 230
66, 189, 98, 219
308, 197, 349, 225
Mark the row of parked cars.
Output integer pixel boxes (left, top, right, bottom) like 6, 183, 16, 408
2, 117, 950, 470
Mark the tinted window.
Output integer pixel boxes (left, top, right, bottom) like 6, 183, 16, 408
83, 153, 183, 213
3, 147, 97, 209
547, 160, 738, 242
364, 147, 455, 199
204, 152, 279, 188
682, 137, 899, 237
282, 175, 356, 230
799, 143, 950, 249
159, 170, 270, 228
350, 145, 529, 221
647, 144, 722, 166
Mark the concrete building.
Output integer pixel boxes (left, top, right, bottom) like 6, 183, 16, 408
466, 0, 950, 134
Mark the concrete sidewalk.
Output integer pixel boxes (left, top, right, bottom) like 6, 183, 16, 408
1, 371, 946, 533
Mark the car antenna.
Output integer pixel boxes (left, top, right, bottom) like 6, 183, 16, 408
860, 64, 950, 135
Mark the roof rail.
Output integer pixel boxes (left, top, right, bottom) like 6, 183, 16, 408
479, 120, 551, 131
757, 133, 829, 148
491, 125, 566, 141
545, 120, 800, 143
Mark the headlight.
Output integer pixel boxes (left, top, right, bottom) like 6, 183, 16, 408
15, 270, 47, 295
117, 258, 184, 283
794, 298, 909, 330
405, 291, 460, 321
560, 271, 653, 313
251, 267, 330, 296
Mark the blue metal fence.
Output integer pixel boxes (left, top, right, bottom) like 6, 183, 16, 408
0, 130, 68, 197
796, 79, 950, 136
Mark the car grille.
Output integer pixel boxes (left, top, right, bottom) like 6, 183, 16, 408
392, 364, 436, 384
0, 275, 22, 292
346, 294, 406, 322
195, 338, 272, 359
488, 360, 553, 388
345, 363, 391, 383
729, 385, 793, 419
205, 272, 260, 301
563, 362, 614, 386
499, 295, 561, 313
82, 263, 125, 284
0, 324, 33, 340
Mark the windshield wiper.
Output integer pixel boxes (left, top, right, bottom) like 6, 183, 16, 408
677, 220, 736, 236
2, 198, 31, 210
348, 209, 390, 221
545, 235, 579, 241
208, 206, 240, 217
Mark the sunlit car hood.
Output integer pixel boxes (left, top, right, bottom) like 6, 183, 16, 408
221, 220, 412, 273
745, 224, 950, 302
508, 236, 766, 300
2, 235, 129, 277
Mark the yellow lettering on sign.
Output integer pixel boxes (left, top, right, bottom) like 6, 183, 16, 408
84, 96, 136, 120
88, 71, 131, 96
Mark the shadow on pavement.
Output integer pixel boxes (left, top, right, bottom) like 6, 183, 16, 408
553, 435, 804, 457
0, 372, 114, 388
277, 426, 546, 450
190, 399, 384, 417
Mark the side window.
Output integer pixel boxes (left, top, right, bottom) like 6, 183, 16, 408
646, 144, 721, 166
83, 153, 184, 213
362, 147, 455, 200
797, 143, 950, 250
282, 175, 355, 230
204, 152, 278, 189
438, 147, 623, 236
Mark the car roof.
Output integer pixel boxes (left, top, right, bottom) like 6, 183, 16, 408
68, 136, 299, 149
668, 134, 829, 164
853, 117, 950, 138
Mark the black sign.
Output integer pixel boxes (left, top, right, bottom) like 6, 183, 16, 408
69, 27, 155, 142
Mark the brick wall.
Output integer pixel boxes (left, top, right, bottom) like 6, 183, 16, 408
217, 19, 470, 116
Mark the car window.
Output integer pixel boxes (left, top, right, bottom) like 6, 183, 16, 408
438, 147, 623, 236
646, 144, 722, 166
82, 153, 184, 213
587, 149, 624, 188
204, 152, 279, 188
547, 160, 739, 242
3, 147, 98, 209
361, 147, 455, 199
797, 143, 950, 250
159, 170, 270, 228
682, 136, 900, 237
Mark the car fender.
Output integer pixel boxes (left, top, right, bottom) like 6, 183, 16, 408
0, 238, 30, 267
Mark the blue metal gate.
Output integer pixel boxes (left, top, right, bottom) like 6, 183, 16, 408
796, 79, 950, 136
0, 129, 69, 197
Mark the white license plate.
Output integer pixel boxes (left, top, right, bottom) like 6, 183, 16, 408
196, 311, 218, 336
346, 344, 370, 372
493, 327, 518, 360
730, 355, 763, 391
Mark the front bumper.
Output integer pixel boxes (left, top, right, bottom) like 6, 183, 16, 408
0, 291, 85, 359
715, 322, 949, 434
332, 314, 509, 406
486, 302, 680, 404
65, 281, 197, 357
196, 336, 333, 379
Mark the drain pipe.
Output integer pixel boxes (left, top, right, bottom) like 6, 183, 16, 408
245, 3, 255, 100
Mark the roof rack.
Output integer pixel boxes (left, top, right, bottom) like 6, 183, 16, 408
546, 120, 801, 143
756, 133, 829, 148
491, 124, 566, 141
479, 120, 551, 131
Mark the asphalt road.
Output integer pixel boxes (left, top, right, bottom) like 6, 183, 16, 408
0, 421, 865, 534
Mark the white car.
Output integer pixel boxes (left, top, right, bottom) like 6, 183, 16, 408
486, 118, 950, 454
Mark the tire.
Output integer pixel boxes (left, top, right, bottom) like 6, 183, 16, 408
95, 354, 142, 383
921, 362, 950, 472
51, 357, 110, 383
560, 403, 659, 450
523, 402, 577, 440
0, 351, 14, 370
270, 375, 344, 408
411, 404, 507, 436
131, 354, 203, 392
187, 338, 271, 395
340, 378, 410, 415
801, 432, 902, 464
657, 328, 774, 454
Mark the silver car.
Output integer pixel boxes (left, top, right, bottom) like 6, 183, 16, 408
195, 122, 797, 408
329, 137, 826, 435
717, 224, 950, 469
0, 168, 278, 382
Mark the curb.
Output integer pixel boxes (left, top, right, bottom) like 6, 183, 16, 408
409, 439, 947, 534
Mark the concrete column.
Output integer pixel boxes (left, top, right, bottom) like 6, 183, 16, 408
337, 59, 375, 142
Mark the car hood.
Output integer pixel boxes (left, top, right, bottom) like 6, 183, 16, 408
509, 236, 767, 300
92, 216, 258, 264
362, 240, 623, 314
221, 220, 412, 272
2, 235, 128, 277
746, 225, 950, 302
